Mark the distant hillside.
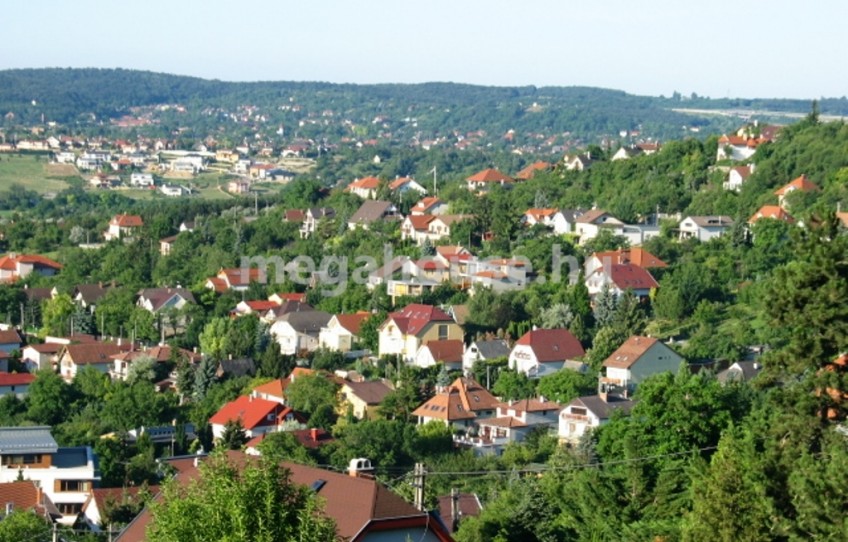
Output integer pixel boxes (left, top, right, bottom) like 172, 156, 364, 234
0, 68, 844, 145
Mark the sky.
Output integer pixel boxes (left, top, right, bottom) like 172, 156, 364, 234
3, 0, 846, 100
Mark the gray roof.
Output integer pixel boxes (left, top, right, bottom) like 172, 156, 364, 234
572, 395, 635, 419
471, 339, 510, 360
717, 361, 762, 384
0, 426, 59, 454
684, 216, 735, 228
348, 200, 395, 225
279, 310, 332, 335
559, 209, 585, 223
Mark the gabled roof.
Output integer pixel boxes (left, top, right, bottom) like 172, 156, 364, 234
344, 380, 394, 405
383, 304, 455, 336
73, 283, 114, 304
388, 177, 420, 190
137, 288, 195, 311
333, 313, 370, 336
515, 161, 551, 180
598, 264, 659, 290
470, 339, 510, 360
683, 216, 735, 228
405, 214, 436, 231
602, 335, 679, 369
252, 378, 286, 399
0, 329, 22, 345
592, 248, 667, 269
514, 328, 585, 362
412, 377, 499, 421
774, 174, 819, 196
466, 168, 513, 184
83, 485, 157, 518
748, 205, 795, 224
346, 176, 381, 191
730, 165, 753, 179
219, 268, 266, 288
0, 372, 36, 386
570, 394, 636, 419
717, 361, 762, 384
437, 492, 482, 532
62, 343, 130, 365
276, 310, 333, 334
524, 208, 559, 221
0, 481, 61, 519
349, 200, 395, 225
0, 254, 62, 271
284, 209, 305, 222
0, 426, 58, 454
420, 339, 463, 363
410, 196, 444, 214
209, 395, 291, 430
575, 209, 617, 224
111, 214, 144, 227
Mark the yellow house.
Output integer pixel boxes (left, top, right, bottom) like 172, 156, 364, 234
339, 380, 394, 420
378, 304, 463, 361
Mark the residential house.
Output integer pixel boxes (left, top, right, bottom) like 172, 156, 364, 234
0, 254, 62, 283
82, 486, 155, 532
209, 396, 303, 439
401, 215, 436, 244
367, 256, 411, 291
414, 339, 464, 370
389, 177, 427, 195
410, 196, 448, 216
347, 200, 399, 230
584, 248, 668, 278
216, 358, 256, 379
345, 176, 381, 199
227, 180, 250, 194
21, 343, 63, 372
724, 164, 754, 191
319, 313, 370, 352
378, 304, 463, 361
748, 205, 795, 225
466, 168, 514, 192
412, 377, 499, 428
160, 184, 189, 197
72, 283, 114, 311
159, 235, 177, 256
340, 380, 394, 419
508, 328, 586, 379
113, 451, 455, 542
462, 339, 511, 374
263, 300, 314, 322
232, 300, 281, 318
299, 207, 336, 239
611, 145, 645, 161
251, 378, 288, 404
558, 394, 636, 443
170, 156, 205, 175
574, 210, 625, 245
514, 161, 551, 180
522, 208, 571, 235
270, 310, 333, 355
0, 372, 35, 398
110, 345, 200, 382
464, 398, 562, 454
585, 263, 659, 299
386, 258, 451, 302
0, 426, 99, 523
0, 480, 61, 524
0, 352, 7, 372
268, 292, 308, 305
678, 216, 735, 242
104, 214, 143, 241
136, 288, 195, 313
245, 428, 334, 455
774, 174, 819, 208
563, 152, 595, 171
205, 268, 266, 292
58, 342, 130, 381
601, 336, 684, 397
467, 260, 528, 294
0, 329, 22, 354
423, 215, 470, 244
129, 172, 154, 187
716, 133, 767, 161
284, 209, 305, 223
717, 361, 763, 384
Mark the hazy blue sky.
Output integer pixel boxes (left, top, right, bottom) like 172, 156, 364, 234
3, 0, 845, 99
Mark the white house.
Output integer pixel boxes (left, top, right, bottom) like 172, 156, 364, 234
209, 396, 301, 440
558, 394, 636, 443
585, 263, 658, 299
574, 210, 625, 244
0, 426, 100, 523
270, 311, 332, 355
523, 209, 572, 235
129, 172, 155, 187
463, 339, 511, 374
508, 328, 586, 379
318, 313, 370, 353
601, 336, 684, 397
389, 177, 427, 196
679, 216, 734, 242
724, 164, 754, 191
378, 304, 462, 362
413, 339, 464, 370
21, 343, 63, 372
460, 397, 562, 454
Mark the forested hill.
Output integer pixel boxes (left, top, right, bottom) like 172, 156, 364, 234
1, 68, 845, 144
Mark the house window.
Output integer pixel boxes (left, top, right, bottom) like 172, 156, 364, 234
570, 407, 587, 416
58, 503, 83, 515
2, 454, 41, 466
58, 480, 92, 492
568, 423, 576, 433
438, 324, 448, 340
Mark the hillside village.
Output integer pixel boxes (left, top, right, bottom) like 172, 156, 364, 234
0, 106, 846, 541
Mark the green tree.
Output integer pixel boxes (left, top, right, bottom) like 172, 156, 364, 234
0, 510, 52, 542
492, 369, 536, 401
537, 369, 597, 404
146, 452, 337, 542
257, 431, 315, 465
218, 419, 248, 450
285, 374, 339, 415
26, 369, 75, 425
40, 292, 75, 337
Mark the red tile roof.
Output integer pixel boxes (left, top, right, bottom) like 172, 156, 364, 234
219, 267, 266, 288
0, 254, 62, 272
334, 313, 370, 335
0, 329, 22, 344
602, 335, 659, 369
467, 168, 513, 184
0, 372, 36, 386
388, 177, 416, 190
209, 395, 294, 431
774, 174, 820, 196
252, 378, 286, 398
748, 205, 795, 224
411, 196, 444, 214
111, 214, 144, 227
607, 264, 659, 290
515, 161, 551, 180
412, 377, 498, 421
421, 339, 463, 363
592, 248, 667, 269
515, 329, 585, 362
383, 304, 454, 336
347, 176, 381, 190
405, 215, 435, 231
206, 277, 227, 293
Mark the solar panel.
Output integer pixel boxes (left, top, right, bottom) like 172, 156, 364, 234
310, 479, 327, 492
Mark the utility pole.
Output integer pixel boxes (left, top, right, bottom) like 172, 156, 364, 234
413, 462, 426, 511
450, 487, 460, 532
52, 522, 59, 542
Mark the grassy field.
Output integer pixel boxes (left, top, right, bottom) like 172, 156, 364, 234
0, 154, 77, 193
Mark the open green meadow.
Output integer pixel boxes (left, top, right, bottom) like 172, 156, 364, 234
0, 153, 77, 193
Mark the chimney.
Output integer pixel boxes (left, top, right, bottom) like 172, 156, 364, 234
310, 428, 318, 442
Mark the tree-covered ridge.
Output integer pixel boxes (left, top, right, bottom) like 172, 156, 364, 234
1, 68, 843, 146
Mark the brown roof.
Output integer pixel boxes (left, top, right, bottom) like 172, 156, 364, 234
592, 248, 667, 269
604, 264, 659, 290
0, 329, 22, 345
466, 168, 513, 184
284, 209, 305, 222
497, 397, 562, 414
111, 214, 144, 227
349, 200, 395, 225
575, 209, 615, 224
437, 493, 482, 533
62, 343, 130, 365
383, 304, 454, 336
602, 336, 660, 369
515, 161, 551, 180
137, 288, 196, 311
515, 329, 585, 362
334, 313, 370, 335
84, 485, 157, 517
0, 481, 60, 519
344, 380, 394, 405
115, 451, 433, 542
412, 377, 499, 422
405, 215, 436, 231
0, 372, 36, 386
421, 339, 463, 363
